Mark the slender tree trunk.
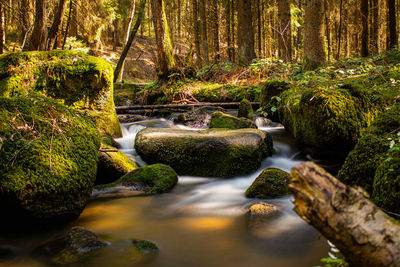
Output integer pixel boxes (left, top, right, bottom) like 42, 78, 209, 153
114, 0, 146, 83
237, 0, 255, 65
46, 0, 68, 50
361, 0, 369, 56
151, 0, 176, 80
371, 0, 379, 53
337, 0, 343, 59
257, 0, 262, 57
26, 0, 47, 51
0, 4, 4, 54
387, 0, 398, 48
200, 0, 209, 65
226, 0, 232, 61
192, 0, 202, 65
112, 19, 120, 51
278, 0, 292, 61
231, 0, 236, 62
177, 0, 181, 38
290, 162, 400, 267
62, 0, 72, 49
303, 0, 326, 70
70, 0, 77, 36
20, 0, 30, 43
211, 0, 220, 63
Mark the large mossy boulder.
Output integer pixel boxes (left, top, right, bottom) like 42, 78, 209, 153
209, 111, 256, 129
337, 104, 400, 213
0, 50, 121, 137
95, 164, 178, 194
0, 95, 100, 225
246, 168, 290, 198
277, 84, 383, 158
135, 128, 273, 177
35, 226, 109, 265
96, 144, 138, 185
259, 80, 290, 122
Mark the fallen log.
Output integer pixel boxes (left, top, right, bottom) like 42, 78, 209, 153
289, 162, 400, 267
115, 102, 260, 112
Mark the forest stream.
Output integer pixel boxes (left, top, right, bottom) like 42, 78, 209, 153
0, 117, 331, 267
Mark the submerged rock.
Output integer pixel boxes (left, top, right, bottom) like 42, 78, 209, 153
0, 50, 121, 137
135, 128, 273, 177
35, 226, 109, 265
238, 99, 254, 120
209, 111, 256, 129
96, 144, 138, 185
94, 164, 178, 196
0, 95, 100, 225
246, 168, 290, 198
132, 240, 159, 254
248, 202, 278, 216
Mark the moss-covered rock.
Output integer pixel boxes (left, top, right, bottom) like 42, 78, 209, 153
209, 111, 256, 129
245, 168, 290, 198
176, 106, 224, 128
96, 144, 138, 185
96, 164, 178, 194
238, 99, 254, 120
0, 95, 100, 225
35, 226, 109, 265
132, 240, 159, 254
338, 104, 400, 194
135, 128, 273, 177
0, 50, 121, 137
277, 83, 383, 158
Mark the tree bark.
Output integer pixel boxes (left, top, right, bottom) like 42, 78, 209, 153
0, 3, 4, 54
200, 0, 209, 65
151, 0, 175, 80
278, 0, 292, 61
211, 0, 220, 63
290, 162, 400, 267
26, 0, 47, 51
387, 0, 398, 49
225, 0, 232, 61
114, 0, 146, 83
192, 0, 202, 65
371, 0, 379, 53
20, 0, 30, 43
360, 0, 369, 57
237, 0, 255, 65
46, 0, 68, 50
303, 0, 326, 70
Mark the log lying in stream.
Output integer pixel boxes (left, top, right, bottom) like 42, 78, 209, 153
115, 102, 260, 113
289, 162, 400, 267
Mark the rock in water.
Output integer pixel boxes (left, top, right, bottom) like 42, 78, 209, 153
246, 168, 290, 198
238, 99, 254, 120
132, 240, 159, 254
0, 95, 100, 225
0, 50, 121, 137
209, 111, 256, 129
135, 128, 273, 177
248, 202, 278, 216
35, 226, 109, 265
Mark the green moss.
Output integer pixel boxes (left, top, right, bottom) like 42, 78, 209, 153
238, 99, 254, 119
277, 83, 383, 158
115, 164, 177, 194
0, 50, 121, 137
245, 168, 290, 198
210, 111, 256, 129
132, 240, 159, 254
96, 144, 138, 185
0, 95, 100, 224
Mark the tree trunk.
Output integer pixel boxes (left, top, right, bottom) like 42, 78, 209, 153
303, 0, 326, 70
278, 0, 292, 61
151, 0, 176, 80
192, 0, 202, 65
231, 0, 235, 62
62, 0, 72, 49
290, 162, 400, 267
70, 0, 77, 37
114, 0, 146, 83
46, 0, 68, 50
257, 0, 261, 57
20, 0, 30, 43
226, 0, 232, 61
26, 0, 47, 51
337, 0, 343, 59
211, 0, 220, 63
0, 4, 4, 54
237, 0, 255, 65
387, 0, 398, 48
370, 0, 379, 53
200, 0, 209, 65
112, 19, 119, 51
361, 0, 369, 57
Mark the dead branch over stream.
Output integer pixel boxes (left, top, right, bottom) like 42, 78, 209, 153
289, 162, 400, 267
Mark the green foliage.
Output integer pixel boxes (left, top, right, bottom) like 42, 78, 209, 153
245, 168, 290, 198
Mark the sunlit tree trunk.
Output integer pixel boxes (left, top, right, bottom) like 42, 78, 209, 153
278, 0, 292, 61
20, 0, 30, 43
211, 0, 220, 63
225, 0, 233, 61
192, 0, 202, 64
0, 3, 4, 54
200, 0, 209, 65
47, 0, 67, 50
303, 0, 326, 70
26, 0, 47, 51
237, 0, 255, 65
360, 0, 369, 56
151, 0, 176, 80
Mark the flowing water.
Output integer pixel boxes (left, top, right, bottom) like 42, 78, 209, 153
0, 118, 330, 267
